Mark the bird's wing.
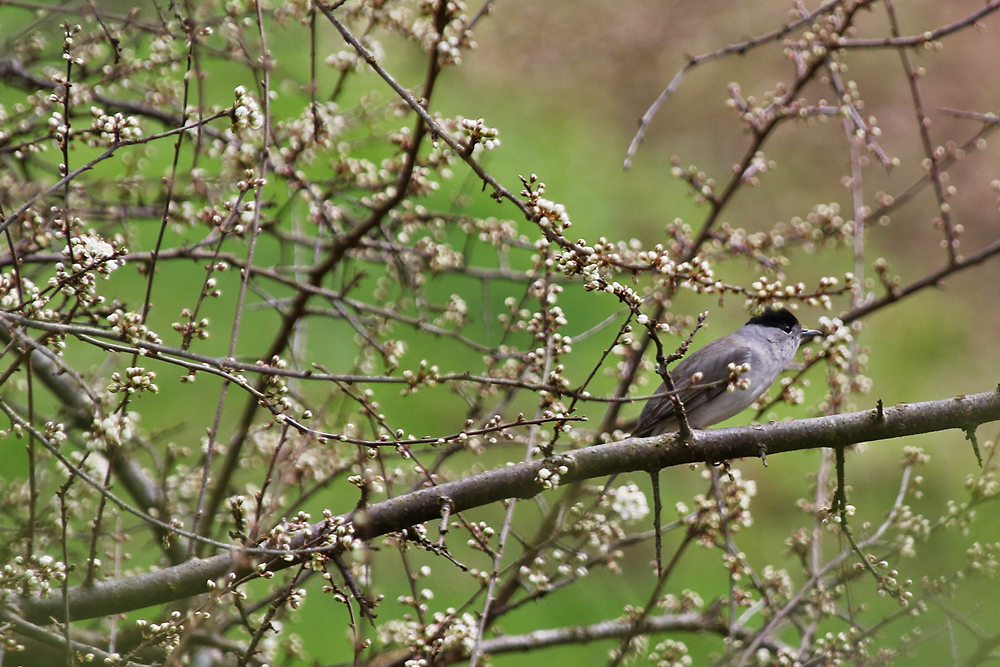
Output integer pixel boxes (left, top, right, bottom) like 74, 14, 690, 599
632, 342, 753, 435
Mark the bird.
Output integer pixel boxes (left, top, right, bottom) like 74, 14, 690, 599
632, 308, 822, 437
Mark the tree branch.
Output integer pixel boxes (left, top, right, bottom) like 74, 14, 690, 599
13, 388, 1000, 625
476, 609, 788, 657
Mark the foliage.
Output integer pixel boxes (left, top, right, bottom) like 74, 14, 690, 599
0, 1, 999, 666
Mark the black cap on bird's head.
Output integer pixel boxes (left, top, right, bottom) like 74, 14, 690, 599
748, 308, 822, 340
747, 308, 799, 331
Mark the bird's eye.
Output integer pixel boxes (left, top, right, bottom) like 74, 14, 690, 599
781, 323, 794, 333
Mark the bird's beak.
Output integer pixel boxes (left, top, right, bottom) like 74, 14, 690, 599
800, 328, 824, 341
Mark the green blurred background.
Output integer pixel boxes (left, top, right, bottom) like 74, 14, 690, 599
1, 0, 999, 664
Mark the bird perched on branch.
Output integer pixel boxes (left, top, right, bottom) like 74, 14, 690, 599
633, 309, 822, 437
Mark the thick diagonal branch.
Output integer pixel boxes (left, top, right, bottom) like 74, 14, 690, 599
14, 388, 1000, 624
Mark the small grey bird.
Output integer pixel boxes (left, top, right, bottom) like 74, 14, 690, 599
632, 309, 822, 437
